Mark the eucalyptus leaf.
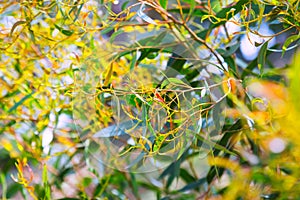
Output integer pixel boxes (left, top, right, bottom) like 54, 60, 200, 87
93, 120, 141, 138
258, 41, 269, 74
282, 34, 300, 56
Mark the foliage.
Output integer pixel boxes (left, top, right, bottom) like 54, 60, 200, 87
0, 0, 299, 199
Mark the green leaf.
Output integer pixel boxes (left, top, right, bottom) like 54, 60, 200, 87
109, 29, 123, 43
129, 173, 139, 198
146, 52, 158, 59
165, 53, 186, 77
42, 164, 48, 185
187, 0, 196, 20
54, 24, 74, 36
136, 31, 168, 47
137, 182, 161, 192
136, 31, 167, 62
179, 169, 197, 184
241, 53, 269, 79
6, 183, 22, 199
282, 34, 300, 56
168, 77, 186, 85
212, 102, 221, 131
161, 77, 186, 88
14, 59, 22, 75
122, 1, 130, 11
101, 26, 114, 35
73, 3, 84, 22
223, 42, 240, 57
206, 163, 225, 184
178, 178, 206, 192
1, 173, 7, 199
130, 51, 137, 70
195, 134, 237, 156
258, 41, 269, 74
93, 120, 141, 138
159, 151, 189, 188
8, 91, 34, 113
82, 177, 92, 187
42, 164, 51, 200
224, 56, 238, 77
138, 48, 159, 62
213, 119, 242, 157
167, 161, 180, 188
159, 0, 168, 9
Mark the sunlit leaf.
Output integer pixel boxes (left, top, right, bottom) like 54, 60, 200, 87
161, 77, 186, 88
42, 164, 51, 200
282, 34, 300, 56
159, 0, 168, 9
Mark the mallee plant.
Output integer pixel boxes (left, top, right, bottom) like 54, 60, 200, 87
0, 0, 300, 199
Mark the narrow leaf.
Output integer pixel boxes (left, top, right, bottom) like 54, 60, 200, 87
282, 34, 300, 56
122, 1, 130, 11
195, 134, 237, 156
167, 77, 186, 85
161, 77, 186, 88
257, 41, 268, 74
178, 178, 206, 192
129, 173, 139, 197
42, 164, 51, 200
179, 168, 197, 184
93, 120, 141, 138
109, 29, 123, 43
185, 0, 196, 21
8, 92, 34, 113
10, 21, 26, 36
54, 24, 74, 36
130, 51, 137, 70
103, 63, 113, 86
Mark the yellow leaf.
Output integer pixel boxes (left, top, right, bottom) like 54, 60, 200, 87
103, 63, 113, 86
